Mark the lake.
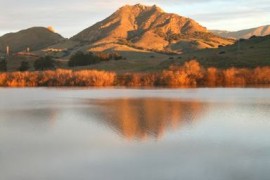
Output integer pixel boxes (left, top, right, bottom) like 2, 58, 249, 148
0, 88, 270, 180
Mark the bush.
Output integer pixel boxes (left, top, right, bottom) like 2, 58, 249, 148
159, 60, 204, 87
219, 51, 226, 54
68, 51, 100, 67
113, 53, 123, 60
0, 60, 7, 72
96, 53, 111, 61
18, 61, 30, 71
34, 56, 56, 70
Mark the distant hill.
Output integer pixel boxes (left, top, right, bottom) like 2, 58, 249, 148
71, 4, 234, 53
0, 27, 65, 53
158, 34, 270, 69
211, 25, 270, 39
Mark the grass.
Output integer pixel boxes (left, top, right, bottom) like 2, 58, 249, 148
3, 35, 270, 73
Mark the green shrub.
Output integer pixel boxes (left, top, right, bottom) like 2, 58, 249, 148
34, 56, 56, 70
18, 61, 30, 71
68, 51, 100, 67
0, 60, 7, 72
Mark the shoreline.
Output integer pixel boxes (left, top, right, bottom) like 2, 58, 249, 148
0, 60, 270, 88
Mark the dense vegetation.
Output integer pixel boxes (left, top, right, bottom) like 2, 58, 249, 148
164, 32, 222, 43
0, 60, 7, 72
34, 56, 56, 70
0, 70, 116, 87
0, 60, 269, 87
68, 51, 100, 67
18, 61, 30, 71
95, 52, 123, 61
68, 51, 124, 67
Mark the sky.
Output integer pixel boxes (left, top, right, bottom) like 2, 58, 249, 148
0, 0, 270, 38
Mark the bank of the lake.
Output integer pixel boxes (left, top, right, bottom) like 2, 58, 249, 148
0, 61, 270, 87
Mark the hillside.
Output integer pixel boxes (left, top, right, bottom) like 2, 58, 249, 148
0, 27, 65, 53
159, 34, 270, 69
71, 4, 234, 53
78, 35, 270, 73
5, 32, 270, 73
211, 25, 270, 39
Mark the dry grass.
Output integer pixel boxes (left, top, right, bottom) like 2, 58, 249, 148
0, 60, 270, 87
0, 69, 116, 87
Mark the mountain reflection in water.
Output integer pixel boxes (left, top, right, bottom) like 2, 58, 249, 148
85, 98, 206, 140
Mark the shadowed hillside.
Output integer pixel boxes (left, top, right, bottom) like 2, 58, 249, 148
159, 35, 270, 69
0, 27, 65, 53
66, 34, 270, 72
3, 35, 270, 73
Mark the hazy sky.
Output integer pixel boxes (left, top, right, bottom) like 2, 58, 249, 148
1, 0, 270, 37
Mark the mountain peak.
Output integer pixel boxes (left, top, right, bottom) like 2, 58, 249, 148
120, 4, 164, 13
134, 3, 147, 8
71, 4, 234, 53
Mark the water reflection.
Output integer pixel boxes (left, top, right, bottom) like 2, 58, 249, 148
0, 108, 59, 131
86, 98, 206, 140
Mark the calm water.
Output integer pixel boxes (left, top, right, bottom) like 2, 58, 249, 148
0, 88, 270, 180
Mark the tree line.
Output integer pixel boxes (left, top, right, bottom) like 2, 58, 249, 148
0, 51, 124, 72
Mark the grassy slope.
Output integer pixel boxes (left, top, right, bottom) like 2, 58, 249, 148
4, 35, 270, 73
91, 35, 270, 72
157, 35, 270, 69
194, 35, 270, 68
